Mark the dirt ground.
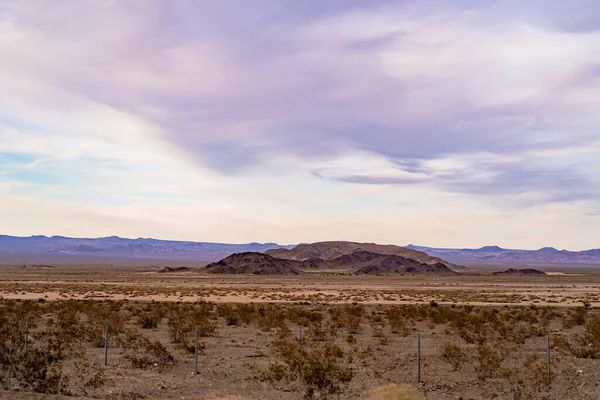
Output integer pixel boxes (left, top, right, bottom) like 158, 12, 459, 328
2, 265, 600, 399
1, 264, 600, 307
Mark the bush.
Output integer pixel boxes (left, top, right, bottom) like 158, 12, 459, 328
218, 304, 240, 326
476, 344, 507, 380
570, 314, 600, 358
0, 301, 77, 394
563, 307, 587, 329
385, 309, 410, 336
167, 303, 218, 349
138, 312, 160, 329
261, 336, 353, 398
502, 356, 550, 399
120, 330, 175, 369
441, 341, 467, 371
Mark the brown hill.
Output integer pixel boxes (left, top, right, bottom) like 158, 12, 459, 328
298, 257, 331, 269
266, 241, 463, 271
323, 251, 456, 275
21, 264, 55, 270
355, 261, 454, 275
157, 266, 191, 273
493, 268, 546, 276
205, 252, 301, 275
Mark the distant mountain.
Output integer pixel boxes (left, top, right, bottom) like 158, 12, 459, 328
0, 235, 292, 262
406, 244, 600, 266
266, 241, 464, 271
474, 245, 506, 253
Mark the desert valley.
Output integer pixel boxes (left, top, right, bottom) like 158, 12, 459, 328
2, 238, 600, 400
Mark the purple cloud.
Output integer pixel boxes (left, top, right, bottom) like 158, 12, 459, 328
2, 0, 600, 203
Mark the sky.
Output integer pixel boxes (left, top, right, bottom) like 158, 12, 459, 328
1, 0, 599, 250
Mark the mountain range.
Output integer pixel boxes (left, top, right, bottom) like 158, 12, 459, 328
1, 234, 598, 267
0, 235, 291, 261
406, 244, 600, 266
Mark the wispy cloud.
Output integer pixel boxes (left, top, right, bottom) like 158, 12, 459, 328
0, 0, 599, 249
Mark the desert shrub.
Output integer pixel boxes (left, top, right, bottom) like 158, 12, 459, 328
451, 311, 491, 345
385, 309, 410, 336
261, 336, 353, 398
0, 301, 80, 394
286, 307, 323, 327
167, 303, 218, 349
373, 327, 389, 345
441, 341, 467, 371
217, 304, 240, 326
502, 356, 550, 399
476, 344, 507, 380
252, 305, 287, 332
137, 307, 163, 329
360, 384, 424, 400
570, 314, 600, 358
306, 323, 328, 342
78, 302, 127, 347
329, 304, 363, 334
563, 307, 587, 329
138, 313, 158, 329
120, 330, 175, 369
550, 333, 572, 354
236, 304, 258, 325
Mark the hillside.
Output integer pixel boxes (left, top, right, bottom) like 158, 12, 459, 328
493, 268, 546, 276
328, 251, 456, 275
205, 252, 301, 275
266, 241, 463, 271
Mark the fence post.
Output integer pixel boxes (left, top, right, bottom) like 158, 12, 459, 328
417, 333, 421, 384
547, 335, 551, 389
24, 320, 28, 360
194, 328, 199, 375
298, 330, 303, 352
103, 323, 109, 366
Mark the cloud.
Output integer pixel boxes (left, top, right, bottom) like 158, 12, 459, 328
0, 0, 599, 247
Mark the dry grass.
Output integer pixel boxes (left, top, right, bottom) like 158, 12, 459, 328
1, 298, 599, 399
361, 384, 424, 400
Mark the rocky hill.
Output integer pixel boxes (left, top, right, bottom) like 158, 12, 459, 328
266, 241, 463, 271
493, 268, 546, 276
206, 248, 457, 275
330, 251, 456, 275
205, 252, 301, 275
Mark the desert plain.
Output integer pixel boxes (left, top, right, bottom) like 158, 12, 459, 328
2, 261, 600, 400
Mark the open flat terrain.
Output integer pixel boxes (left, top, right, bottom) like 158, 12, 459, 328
1, 263, 600, 307
2, 263, 600, 399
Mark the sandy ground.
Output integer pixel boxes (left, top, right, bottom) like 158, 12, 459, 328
1, 266, 600, 307
2, 265, 600, 399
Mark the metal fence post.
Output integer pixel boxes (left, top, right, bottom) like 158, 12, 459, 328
417, 333, 421, 384
24, 320, 28, 360
194, 328, 199, 375
104, 323, 109, 366
298, 330, 303, 352
547, 335, 551, 389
